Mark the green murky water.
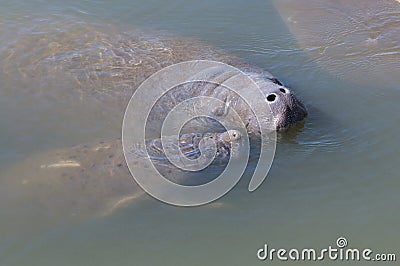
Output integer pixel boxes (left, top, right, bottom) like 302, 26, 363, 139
0, 0, 399, 265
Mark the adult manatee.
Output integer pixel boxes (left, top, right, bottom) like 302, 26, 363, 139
1, 15, 307, 133
0, 15, 307, 227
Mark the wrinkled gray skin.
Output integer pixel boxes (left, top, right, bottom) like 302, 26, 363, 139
246, 71, 307, 130
132, 130, 241, 163
146, 71, 307, 136
2, 17, 307, 132
1, 18, 306, 222
1, 131, 242, 222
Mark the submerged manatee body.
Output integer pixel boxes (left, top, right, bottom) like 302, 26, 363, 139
1, 16, 307, 132
1, 131, 242, 222
1, 16, 307, 222
273, 0, 400, 87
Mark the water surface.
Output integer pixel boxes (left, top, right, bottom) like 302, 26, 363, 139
0, 0, 399, 265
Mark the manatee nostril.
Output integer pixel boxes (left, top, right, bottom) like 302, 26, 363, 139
279, 88, 287, 93
266, 94, 276, 102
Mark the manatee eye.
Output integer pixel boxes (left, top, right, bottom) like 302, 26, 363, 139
279, 88, 287, 93
269, 78, 283, 86
227, 130, 240, 141
266, 93, 276, 102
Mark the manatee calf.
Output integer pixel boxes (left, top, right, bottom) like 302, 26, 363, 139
0, 131, 242, 222
1, 16, 307, 224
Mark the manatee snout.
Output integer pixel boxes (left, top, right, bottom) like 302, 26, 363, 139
265, 85, 308, 130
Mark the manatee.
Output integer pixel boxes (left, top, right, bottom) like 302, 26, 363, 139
1, 16, 307, 225
273, 0, 400, 87
0, 131, 242, 223
143, 72, 307, 135
1, 15, 307, 132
